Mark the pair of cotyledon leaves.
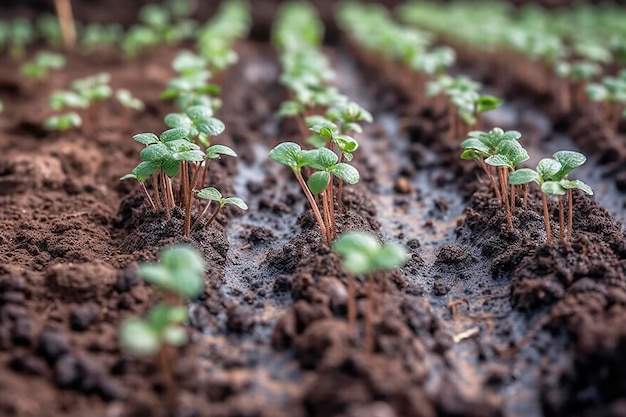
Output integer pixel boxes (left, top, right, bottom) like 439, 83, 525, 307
269, 142, 360, 195
509, 151, 593, 196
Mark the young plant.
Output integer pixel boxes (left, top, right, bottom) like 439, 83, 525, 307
116, 89, 145, 130
484, 139, 530, 229
196, 187, 248, 227
81, 23, 123, 54
43, 112, 82, 131
551, 151, 593, 242
21, 51, 66, 80
8, 18, 35, 58
461, 128, 522, 203
119, 245, 205, 413
333, 231, 407, 353
36, 14, 63, 49
269, 142, 327, 240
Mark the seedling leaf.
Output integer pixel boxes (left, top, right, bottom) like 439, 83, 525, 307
160, 127, 189, 142
541, 181, 566, 195
508, 168, 539, 185
333, 163, 360, 184
197, 187, 223, 201
206, 145, 237, 159
222, 197, 248, 210
536, 158, 562, 179
308, 171, 330, 195
133, 133, 160, 145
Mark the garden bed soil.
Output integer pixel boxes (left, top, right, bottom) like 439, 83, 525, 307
1, 16, 626, 417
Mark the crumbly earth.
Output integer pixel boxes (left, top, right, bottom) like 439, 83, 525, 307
1, 3, 626, 417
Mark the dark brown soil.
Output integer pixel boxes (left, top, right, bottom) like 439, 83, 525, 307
1, 5, 626, 417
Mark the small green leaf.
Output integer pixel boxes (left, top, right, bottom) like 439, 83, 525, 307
537, 158, 562, 180
559, 179, 593, 195
269, 142, 301, 169
541, 181, 566, 195
333, 163, 360, 185
508, 168, 539, 185
315, 147, 339, 169
222, 197, 248, 210
197, 118, 225, 136
164, 113, 191, 129
460, 138, 490, 154
140, 143, 169, 162
161, 157, 180, 177
308, 171, 330, 195
134, 161, 160, 182
160, 127, 189, 142
131, 135, 157, 151
163, 326, 187, 347
476, 95, 502, 114
460, 149, 482, 161
173, 150, 205, 162
553, 150, 586, 176
185, 105, 213, 122
277, 100, 302, 117
197, 187, 222, 201
205, 144, 237, 159
485, 154, 510, 168
372, 243, 408, 271
119, 318, 160, 356
120, 173, 137, 181
334, 135, 358, 153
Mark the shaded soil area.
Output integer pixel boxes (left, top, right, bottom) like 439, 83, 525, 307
1, 17, 626, 417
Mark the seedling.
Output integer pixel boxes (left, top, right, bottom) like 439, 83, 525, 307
43, 112, 82, 131
269, 142, 327, 240
196, 187, 248, 227
484, 139, 530, 228
81, 23, 123, 54
36, 14, 63, 49
508, 154, 593, 244
119, 245, 205, 413
21, 51, 66, 80
552, 151, 593, 242
8, 18, 35, 58
587, 72, 626, 131
461, 128, 522, 204
122, 126, 238, 237
116, 89, 145, 130
122, 25, 160, 58
333, 231, 408, 353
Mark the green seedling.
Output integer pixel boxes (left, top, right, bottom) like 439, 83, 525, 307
196, 187, 248, 227
484, 139, 530, 228
116, 89, 145, 112
333, 231, 408, 353
36, 14, 63, 49
461, 128, 522, 203
9, 18, 35, 58
122, 25, 160, 58
43, 112, 82, 131
81, 23, 123, 54
508, 155, 592, 244
269, 142, 328, 241
119, 245, 205, 414
122, 126, 238, 237
0, 99, 4, 114
71, 73, 112, 103
116, 89, 145, 130
552, 151, 593, 242
164, 104, 225, 147
21, 51, 66, 80
587, 72, 626, 131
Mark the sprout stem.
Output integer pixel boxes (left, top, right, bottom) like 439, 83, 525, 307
295, 170, 329, 243
542, 193, 553, 244
510, 184, 516, 213
567, 189, 573, 242
140, 182, 157, 211
152, 175, 162, 211
364, 274, 374, 354
161, 173, 171, 220
498, 167, 512, 229
337, 153, 345, 214
480, 160, 501, 201
183, 163, 192, 237
158, 346, 178, 416
206, 205, 222, 227
523, 184, 529, 208
347, 274, 356, 334
558, 196, 564, 242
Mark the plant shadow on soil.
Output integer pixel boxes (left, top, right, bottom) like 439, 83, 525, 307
1, 23, 626, 417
